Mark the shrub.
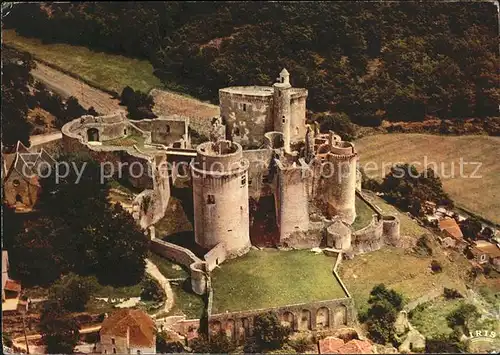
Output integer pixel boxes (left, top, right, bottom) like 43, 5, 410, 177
48, 273, 95, 312
288, 335, 313, 353
190, 332, 236, 353
140, 277, 165, 302
431, 260, 443, 273
443, 287, 463, 300
253, 311, 292, 351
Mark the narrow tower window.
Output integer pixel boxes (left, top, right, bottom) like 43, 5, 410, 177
207, 194, 215, 205
241, 175, 246, 186
282, 115, 286, 123
243, 103, 247, 112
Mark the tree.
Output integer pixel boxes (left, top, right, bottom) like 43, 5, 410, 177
446, 303, 480, 334
39, 300, 80, 354
253, 311, 291, 351
1, 52, 34, 150
49, 273, 95, 312
7, 217, 68, 286
140, 277, 165, 302
365, 284, 404, 344
315, 112, 357, 141
190, 332, 236, 353
459, 218, 482, 240
156, 331, 185, 353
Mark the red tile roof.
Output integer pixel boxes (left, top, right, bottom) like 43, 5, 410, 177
100, 309, 156, 347
4, 279, 21, 293
438, 218, 463, 240
319, 337, 373, 354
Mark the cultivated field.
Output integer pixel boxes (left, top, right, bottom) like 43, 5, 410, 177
355, 134, 500, 224
211, 249, 347, 313
3, 29, 161, 94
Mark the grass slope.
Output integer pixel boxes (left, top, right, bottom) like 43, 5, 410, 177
355, 134, 500, 224
211, 249, 346, 313
3, 29, 162, 93
338, 246, 471, 313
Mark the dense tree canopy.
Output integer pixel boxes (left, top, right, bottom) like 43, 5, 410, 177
380, 164, 453, 216
365, 284, 404, 345
4, 155, 149, 286
4, 2, 499, 125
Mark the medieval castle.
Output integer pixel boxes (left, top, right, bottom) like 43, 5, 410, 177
3, 70, 401, 336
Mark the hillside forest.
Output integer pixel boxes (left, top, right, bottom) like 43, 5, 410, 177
4, 2, 499, 127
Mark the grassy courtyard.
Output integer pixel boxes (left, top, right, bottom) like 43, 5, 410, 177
211, 249, 347, 314
3, 29, 162, 93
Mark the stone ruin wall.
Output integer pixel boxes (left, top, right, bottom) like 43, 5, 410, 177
289, 93, 308, 143
242, 148, 275, 200
61, 115, 170, 229
130, 117, 189, 148
219, 89, 274, 148
208, 297, 355, 345
275, 158, 311, 241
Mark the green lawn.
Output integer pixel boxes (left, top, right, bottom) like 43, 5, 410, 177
3, 29, 162, 93
362, 191, 429, 238
409, 297, 465, 337
211, 249, 347, 314
148, 252, 189, 279
338, 246, 470, 313
167, 281, 206, 319
410, 296, 500, 350
352, 195, 376, 231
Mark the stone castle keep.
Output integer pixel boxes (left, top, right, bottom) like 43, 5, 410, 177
21, 69, 401, 261
5, 69, 402, 339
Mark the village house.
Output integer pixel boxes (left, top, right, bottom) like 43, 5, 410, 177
438, 218, 469, 251
2, 141, 55, 211
467, 240, 500, 271
97, 309, 156, 354
2, 251, 27, 314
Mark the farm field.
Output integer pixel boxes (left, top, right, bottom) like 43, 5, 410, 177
3, 29, 161, 94
355, 134, 500, 224
211, 249, 346, 313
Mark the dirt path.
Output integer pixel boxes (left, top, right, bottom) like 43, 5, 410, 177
31, 61, 122, 115
30, 131, 62, 147
145, 258, 174, 318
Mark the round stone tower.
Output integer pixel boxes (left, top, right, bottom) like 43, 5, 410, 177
190, 140, 251, 257
324, 141, 358, 224
273, 68, 292, 152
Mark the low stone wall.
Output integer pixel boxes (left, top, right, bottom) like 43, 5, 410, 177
204, 243, 227, 271
352, 215, 384, 254
150, 238, 202, 267
150, 238, 209, 296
